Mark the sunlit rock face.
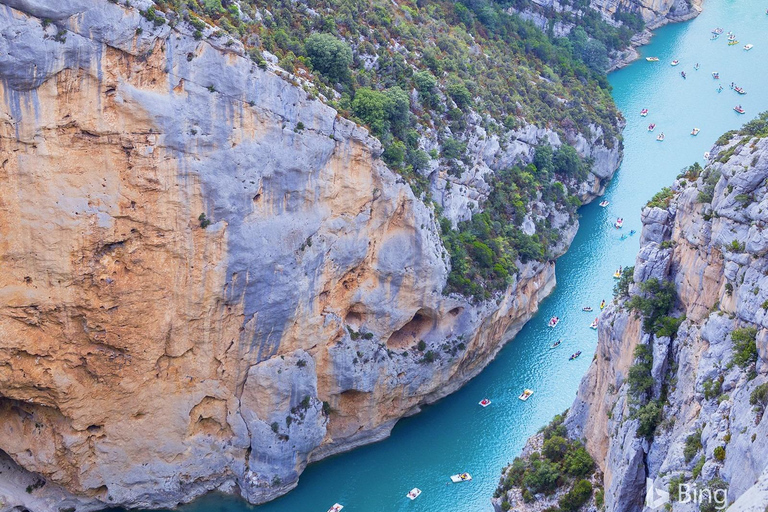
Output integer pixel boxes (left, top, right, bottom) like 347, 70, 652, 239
0, 1, 622, 510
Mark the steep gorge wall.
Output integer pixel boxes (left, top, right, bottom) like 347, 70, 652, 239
565, 133, 768, 511
0, 1, 620, 511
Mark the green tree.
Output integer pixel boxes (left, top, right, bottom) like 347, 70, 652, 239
542, 435, 569, 462
305, 33, 353, 83
352, 88, 391, 137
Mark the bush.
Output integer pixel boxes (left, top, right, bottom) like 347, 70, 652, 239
713, 445, 726, 462
417, 340, 426, 351
543, 435, 569, 462
563, 445, 595, 478
684, 429, 702, 463
627, 344, 654, 398
731, 327, 758, 369
635, 400, 662, 438
626, 278, 677, 334
558, 480, 593, 511
750, 383, 768, 408
646, 187, 675, 209
305, 33, 352, 83
523, 459, 561, 495
668, 475, 686, 501
613, 266, 634, 299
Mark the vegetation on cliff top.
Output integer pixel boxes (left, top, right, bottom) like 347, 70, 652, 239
142, 0, 627, 301
494, 414, 601, 511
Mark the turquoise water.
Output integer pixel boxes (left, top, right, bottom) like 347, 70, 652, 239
145, 3, 768, 511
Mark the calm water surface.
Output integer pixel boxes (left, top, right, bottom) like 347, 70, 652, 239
146, 2, 768, 511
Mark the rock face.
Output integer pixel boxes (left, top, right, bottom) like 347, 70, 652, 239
564, 132, 768, 512
0, 1, 620, 511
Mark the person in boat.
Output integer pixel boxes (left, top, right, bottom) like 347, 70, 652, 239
718, 85, 723, 92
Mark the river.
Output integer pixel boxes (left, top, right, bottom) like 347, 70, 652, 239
140, 2, 768, 511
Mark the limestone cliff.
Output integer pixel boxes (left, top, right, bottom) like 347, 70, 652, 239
496, 123, 768, 512
0, 1, 620, 511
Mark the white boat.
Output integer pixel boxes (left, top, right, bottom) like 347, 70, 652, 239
656, 133, 665, 141
704, 151, 711, 160
671, 60, 679, 66
406, 488, 422, 500
646, 57, 659, 62
450, 473, 472, 483
615, 218, 624, 229
590, 319, 598, 330
479, 398, 491, 407
599, 200, 610, 207
327, 504, 344, 512
691, 128, 700, 136
518, 389, 534, 401
744, 44, 753, 50
548, 316, 560, 328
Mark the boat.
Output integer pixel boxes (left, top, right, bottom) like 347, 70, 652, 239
744, 44, 753, 50
327, 504, 344, 512
590, 318, 598, 329
450, 473, 472, 483
656, 133, 665, 141
620, 234, 628, 241
613, 270, 622, 279
728, 34, 736, 41
600, 299, 606, 310
569, 351, 582, 361
406, 488, 422, 500
691, 128, 700, 136
629, 229, 636, 236
518, 389, 534, 401
717, 85, 723, 93
734, 105, 746, 114
648, 123, 656, 131
548, 316, 560, 328
599, 200, 610, 207
734, 87, 747, 95
615, 217, 624, 228
671, 60, 679, 66
712, 72, 720, 79
646, 57, 659, 62
704, 151, 711, 160
640, 109, 648, 116
694, 63, 700, 70
712, 28, 723, 34
551, 339, 563, 349
479, 398, 491, 407
728, 40, 739, 46
582, 306, 593, 312
680, 71, 686, 79
711, 34, 719, 40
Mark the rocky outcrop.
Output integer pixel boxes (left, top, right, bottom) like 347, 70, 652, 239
0, 1, 621, 511
563, 131, 768, 512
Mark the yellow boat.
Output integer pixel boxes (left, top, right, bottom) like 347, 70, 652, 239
728, 40, 739, 46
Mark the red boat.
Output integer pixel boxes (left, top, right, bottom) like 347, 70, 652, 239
734, 105, 746, 114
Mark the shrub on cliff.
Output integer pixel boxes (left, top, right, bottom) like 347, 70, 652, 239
626, 278, 677, 335
523, 458, 561, 495
563, 445, 594, 478
558, 479, 593, 511
305, 33, 352, 83
730, 327, 758, 369
543, 435, 569, 462
646, 187, 675, 209
635, 400, 663, 438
